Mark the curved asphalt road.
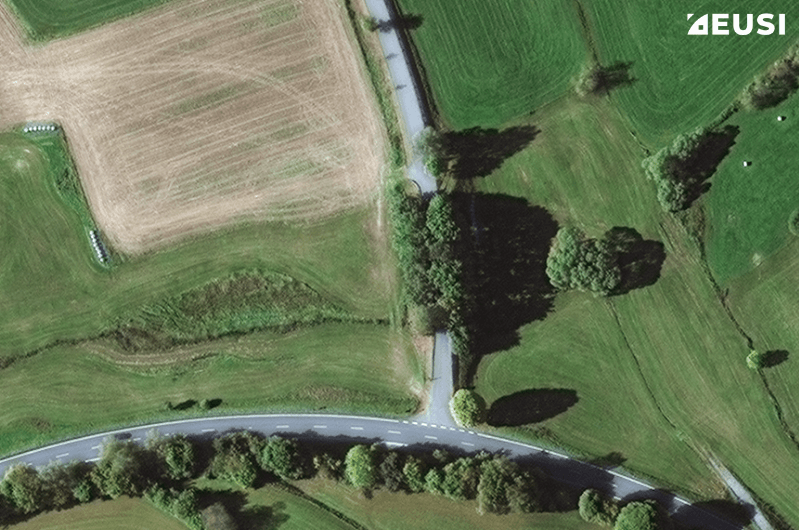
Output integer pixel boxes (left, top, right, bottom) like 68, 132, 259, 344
0, 414, 743, 530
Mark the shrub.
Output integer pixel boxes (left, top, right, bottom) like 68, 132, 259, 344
261, 437, 305, 480
91, 440, 152, 498
740, 46, 798, 110
615, 500, 670, 530
403, 456, 427, 493
0, 465, 46, 514
450, 389, 487, 427
209, 432, 262, 488
153, 434, 195, 480
379, 452, 406, 492
344, 445, 379, 490
747, 350, 765, 370
477, 456, 540, 515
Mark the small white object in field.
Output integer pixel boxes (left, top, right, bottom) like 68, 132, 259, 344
777, 116, 786, 121
742, 161, 751, 167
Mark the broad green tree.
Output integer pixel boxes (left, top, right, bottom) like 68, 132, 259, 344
344, 445, 379, 490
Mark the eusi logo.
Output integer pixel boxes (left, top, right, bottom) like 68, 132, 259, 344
687, 13, 786, 35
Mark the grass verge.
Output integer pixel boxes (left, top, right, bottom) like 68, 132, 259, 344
0, 323, 422, 458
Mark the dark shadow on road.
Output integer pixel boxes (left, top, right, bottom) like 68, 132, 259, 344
375, 13, 423, 32
487, 389, 579, 427
434, 126, 540, 181
604, 227, 666, 295
671, 498, 754, 530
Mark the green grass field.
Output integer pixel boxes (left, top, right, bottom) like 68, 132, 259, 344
471, 96, 798, 524
4, 0, 181, 40
300, 478, 598, 530
705, 93, 799, 283
0, 323, 422, 457
10, 497, 189, 530
393, 0, 587, 130
727, 240, 799, 436
586, 0, 798, 146
0, 130, 399, 358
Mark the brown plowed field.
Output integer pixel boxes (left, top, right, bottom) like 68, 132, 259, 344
0, 0, 384, 253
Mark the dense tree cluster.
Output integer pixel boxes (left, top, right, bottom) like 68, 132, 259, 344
546, 227, 621, 295
577, 491, 674, 530
385, 180, 469, 346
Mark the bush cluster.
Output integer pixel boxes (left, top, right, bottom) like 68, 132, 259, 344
740, 45, 798, 110
450, 389, 487, 427
578, 491, 673, 530
641, 128, 705, 212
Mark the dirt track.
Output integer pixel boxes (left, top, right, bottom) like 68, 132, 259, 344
0, 0, 384, 253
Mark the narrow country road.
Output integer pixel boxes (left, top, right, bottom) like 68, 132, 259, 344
0, 414, 744, 530
359, 0, 455, 426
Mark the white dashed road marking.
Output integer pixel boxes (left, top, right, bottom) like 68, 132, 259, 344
276, 425, 289, 429
313, 425, 327, 429
201, 429, 215, 433
87, 458, 100, 462
91, 445, 101, 450
55, 453, 69, 459
461, 442, 474, 447
424, 435, 437, 440
350, 426, 364, 431
387, 430, 401, 434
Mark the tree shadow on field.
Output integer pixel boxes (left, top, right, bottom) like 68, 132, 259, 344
592, 61, 636, 95
671, 498, 755, 530
669, 125, 739, 208
487, 389, 578, 427
762, 350, 789, 368
436, 126, 540, 182
451, 193, 558, 382
604, 227, 666, 295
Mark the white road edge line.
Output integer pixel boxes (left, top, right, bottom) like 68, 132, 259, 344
387, 430, 401, 434
55, 453, 69, 459
424, 435, 437, 440
276, 425, 289, 429
313, 425, 327, 429
461, 442, 474, 447
201, 429, 216, 433
350, 426, 364, 431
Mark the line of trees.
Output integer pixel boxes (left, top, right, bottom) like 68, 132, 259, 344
739, 44, 798, 110
386, 180, 471, 361
1, 431, 578, 526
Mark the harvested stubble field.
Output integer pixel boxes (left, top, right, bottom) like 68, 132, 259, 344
0, 0, 384, 253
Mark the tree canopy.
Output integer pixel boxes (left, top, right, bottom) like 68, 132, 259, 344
546, 227, 621, 295
450, 389, 487, 427
344, 445, 379, 490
